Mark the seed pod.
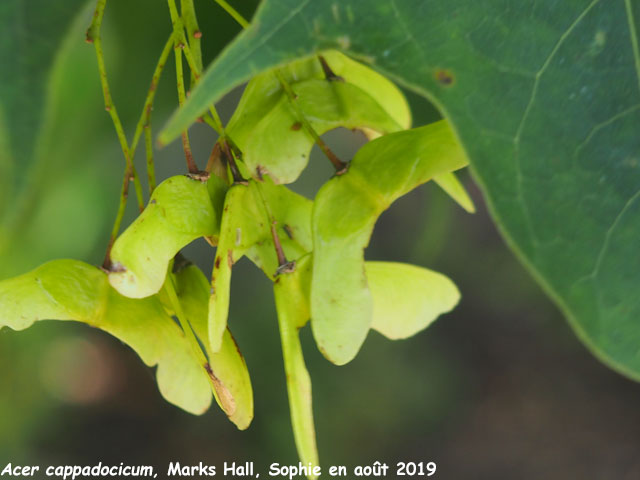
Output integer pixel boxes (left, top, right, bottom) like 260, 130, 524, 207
109, 174, 227, 299
366, 261, 460, 340
208, 178, 312, 352
311, 120, 469, 365
0, 259, 212, 415
227, 50, 410, 184
273, 254, 318, 475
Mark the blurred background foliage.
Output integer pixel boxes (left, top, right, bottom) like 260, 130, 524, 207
2, 1, 640, 478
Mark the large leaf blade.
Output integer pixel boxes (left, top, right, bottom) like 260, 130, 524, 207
161, 0, 640, 379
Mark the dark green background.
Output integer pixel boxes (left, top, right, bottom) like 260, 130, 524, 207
1, 1, 640, 478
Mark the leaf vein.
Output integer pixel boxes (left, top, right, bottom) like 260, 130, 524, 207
624, 0, 640, 93
512, 0, 603, 248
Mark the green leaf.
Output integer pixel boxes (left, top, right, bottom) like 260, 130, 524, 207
366, 262, 460, 340
108, 174, 227, 299
0, 259, 212, 415
208, 178, 312, 352
160, 0, 640, 379
227, 50, 409, 183
311, 121, 468, 365
171, 264, 254, 430
0, 0, 88, 204
273, 255, 319, 475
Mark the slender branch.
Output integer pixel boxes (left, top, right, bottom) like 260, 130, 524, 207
180, 0, 203, 87
176, 45, 199, 173
212, 1, 346, 173
222, 139, 245, 183
144, 125, 157, 193
86, 0, 145, 211
167, 0, 199, 173
212, 0, 249, 28
275, 71, 347, 172
202, 112, 224, 136
130, 35, 174, 156
172, 21, 227, 137
102, 165, 132, 269
254, 182, 295, 275
318, 54, 344, 82
270, 222, 289, 268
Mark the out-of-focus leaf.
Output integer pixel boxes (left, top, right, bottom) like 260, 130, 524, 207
0, 0, 89, 220
0, 2, 114, 280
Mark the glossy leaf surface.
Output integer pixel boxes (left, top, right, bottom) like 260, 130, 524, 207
160, 0, 640, 379
312, 121, 468, 364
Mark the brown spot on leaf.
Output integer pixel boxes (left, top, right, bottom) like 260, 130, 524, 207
227, 250, 234, 269
215, 257, 221, 269
291, 122, 302, 131
204, 363, 236, 416
108, 262, 126, 273
435, 69, 455, 86
186, 171, 210, 182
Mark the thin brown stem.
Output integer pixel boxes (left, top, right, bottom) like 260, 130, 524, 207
131, 34, 174, 156
222, 139, 245, 183
318, 55, 344, 82
270, 222, 288, 267
180, 0, 203, 84
144, 125, 157, 193
174, 42, 198, 173
167, 0, 201, 173
276, 72, 346, 172
102, 165, 132, 269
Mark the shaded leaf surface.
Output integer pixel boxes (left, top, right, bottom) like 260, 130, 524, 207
161, 0, 640, 379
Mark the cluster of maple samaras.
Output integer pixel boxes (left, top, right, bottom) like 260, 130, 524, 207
0, 51, 473, 471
